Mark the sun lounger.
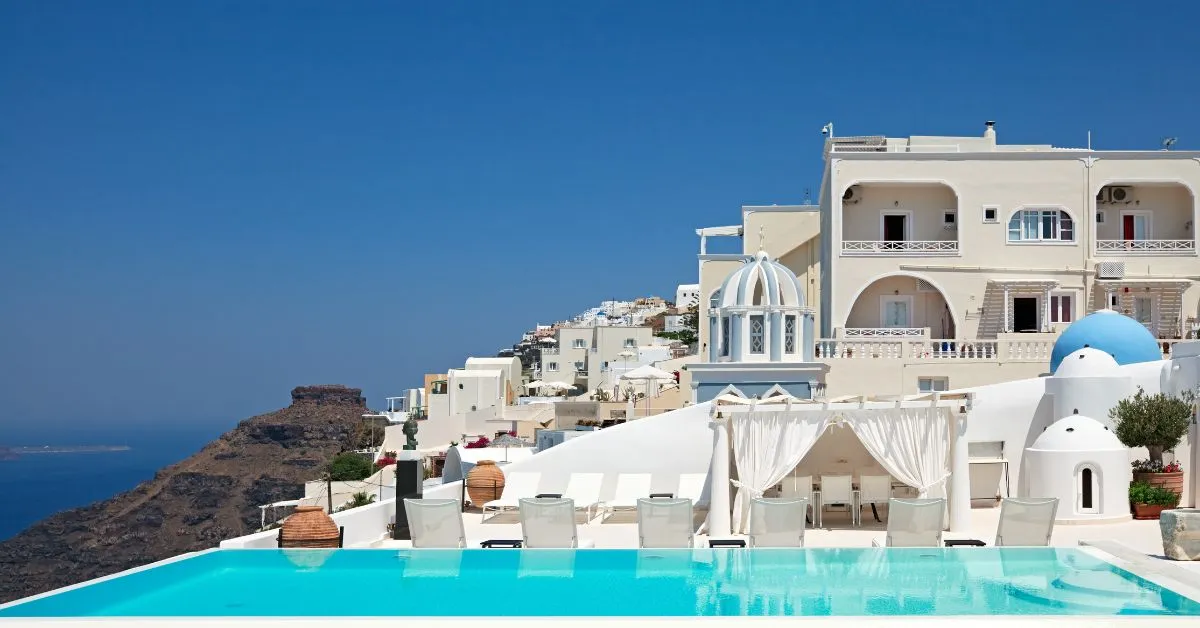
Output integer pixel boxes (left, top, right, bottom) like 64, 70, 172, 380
636, 497, 695, 548
481, 471, 541, 521
676, 473, 708, 503
519, 497, 595, 548
404, 498, 469, 548
748, 497, 809, 547
602, 473, 652, 517
995, 497, 1058, 546
562, 472, 604, 520
872, 498, 946, 547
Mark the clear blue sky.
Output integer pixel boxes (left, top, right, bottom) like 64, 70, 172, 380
2, 1, 1198, 433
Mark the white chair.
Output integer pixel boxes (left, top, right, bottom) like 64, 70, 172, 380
519, 497, 594, 548
481, 471, 541, 521
858, 475, 893, 523
781, 474, 813, 525
995, 497, 1058, 546
748, 497, 809, 547
404, 498, 468, 548
818, 474, 855, 527
562, 472, 605, 520
603, 473, 652, 517
872, 498, 946, 547
676, 473, 708, 503
636, 497, 695, 548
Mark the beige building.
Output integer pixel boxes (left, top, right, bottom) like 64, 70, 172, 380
697, 124, 1199, 397
541, 325, 657, 394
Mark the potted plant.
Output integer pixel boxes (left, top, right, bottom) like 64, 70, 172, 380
1129, 481, 1181, 520
1110, 387, 1194, 498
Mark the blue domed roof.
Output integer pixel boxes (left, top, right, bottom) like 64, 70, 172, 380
1049, 309, 1162, 373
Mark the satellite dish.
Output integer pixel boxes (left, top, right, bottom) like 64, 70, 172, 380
1161, 137, 1178, 150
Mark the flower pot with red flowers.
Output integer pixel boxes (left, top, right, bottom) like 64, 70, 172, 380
1111, 387, 1194, 500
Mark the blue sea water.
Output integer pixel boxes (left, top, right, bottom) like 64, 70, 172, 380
2, 548, 1198, 617
0, 424, 223, 541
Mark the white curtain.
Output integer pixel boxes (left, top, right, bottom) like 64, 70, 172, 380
842, 406, 951, 499
730, 411, 832, 532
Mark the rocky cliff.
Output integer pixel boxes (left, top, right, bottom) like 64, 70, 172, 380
0, 385, 371, 604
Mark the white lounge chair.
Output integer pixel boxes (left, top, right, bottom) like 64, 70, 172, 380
995, 497, 1058, 546
562, 472, 604, 520
519, 497, 595, 548
482, 471, 541, 521
872, 498, 946, 547
818, 474, 855, 527
858, 474, 893, 523
676, 473, 708, 503
404, 498, 468, 548
636, 497, 695, 548
747, 497, 809, 548
602, 473, 652, 518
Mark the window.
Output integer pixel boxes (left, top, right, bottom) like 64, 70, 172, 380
1107, 292, 1120, 310
574, 361, 585, 373
784, 315, 796, 353
624, 338, 637, 348
720, 317, 730, 357
1077, 465, 1099, 514
943, 211, 957, 226
1133, 296, 1154, 325
1096, 210, 1106, 224
572, 339, 586, 349
983, 206, 998, 223
749, 315, 765, 354
1121, 212, 1151, 241
1050, 293, 1074, 324
546, 362, 559, 372
881, 296, 912, 328
1007, 209, 1074, 242
918, 377, 949, 392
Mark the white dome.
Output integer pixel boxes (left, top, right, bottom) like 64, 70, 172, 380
1052, 347, 1121, 378
715, 250, 805, 309
1029, 415, 1125, 452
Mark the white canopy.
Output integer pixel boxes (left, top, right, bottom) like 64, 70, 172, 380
620, 364, 674, 381
710, 398, 970, 534
538, 381, 571, 391
524, 380, 545, 389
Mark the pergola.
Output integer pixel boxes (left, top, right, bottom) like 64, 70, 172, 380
704, 392, 974, 536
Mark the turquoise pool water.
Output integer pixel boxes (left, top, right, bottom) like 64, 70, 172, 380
2, 548, 1198, 616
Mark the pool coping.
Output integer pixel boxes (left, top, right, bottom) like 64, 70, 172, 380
2, 546, 1200, 626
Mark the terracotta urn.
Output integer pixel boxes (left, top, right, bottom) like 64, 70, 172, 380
466, 460, 505, 506
279, 506, 341, 548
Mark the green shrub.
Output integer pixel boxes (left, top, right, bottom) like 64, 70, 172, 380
327, 452, 373, 481
337, 491, 376, 511
1129, 481, 1181, 507
1109, 387, 1194, 465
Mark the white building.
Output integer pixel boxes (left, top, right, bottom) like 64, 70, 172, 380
676, 283, 700, 309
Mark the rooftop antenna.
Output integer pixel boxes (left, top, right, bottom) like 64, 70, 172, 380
803, 187, 812, 205
1162, 137, 1178, 151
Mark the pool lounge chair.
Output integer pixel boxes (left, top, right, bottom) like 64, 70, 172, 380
562, 472, 604, 520
404, 498, 469, 548
747, 497, 809, 548
995, 497, 1059, 546
601, 473, 652, 518
871, 498, 946, 547
481, 471, 541, 522
636, 497, 695, 548
858, 474, 893, 523
518, 497, 595, 548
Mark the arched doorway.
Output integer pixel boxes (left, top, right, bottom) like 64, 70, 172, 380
844, 274, 957, 338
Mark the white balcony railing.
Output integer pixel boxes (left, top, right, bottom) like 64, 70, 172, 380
1096, 239, 1196, 255
829, 143, 961, 153
842, 240, 959, 256
842, 328, 925, 337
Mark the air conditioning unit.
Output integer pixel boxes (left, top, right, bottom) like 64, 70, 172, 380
1096, 261, 1125, 280
1109, 186, 1133, 203
842, 186, 861, 204
1096, 188, 1111, 204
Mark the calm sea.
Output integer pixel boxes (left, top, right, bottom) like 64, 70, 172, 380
0, 423, 227, 541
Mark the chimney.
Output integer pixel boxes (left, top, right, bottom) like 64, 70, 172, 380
984, 120, 996, 142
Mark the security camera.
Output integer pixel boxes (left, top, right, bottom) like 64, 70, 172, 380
821, 127, 829, 136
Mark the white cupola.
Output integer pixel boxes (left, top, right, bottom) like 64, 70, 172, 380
708, 248, 813, 363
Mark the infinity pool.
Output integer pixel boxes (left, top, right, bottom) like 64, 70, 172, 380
2, 548, 1198, 617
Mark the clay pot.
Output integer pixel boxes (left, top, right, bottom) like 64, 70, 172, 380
1134, 471, 1184, 497
1132, 503, 1168, 521
466, 460, 505, 506
279, 506, 341, 548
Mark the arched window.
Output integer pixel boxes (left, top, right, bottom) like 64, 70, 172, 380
720, 316, 731, 357
1076, 464, 1099, 514
1008, 208, 1075, 242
